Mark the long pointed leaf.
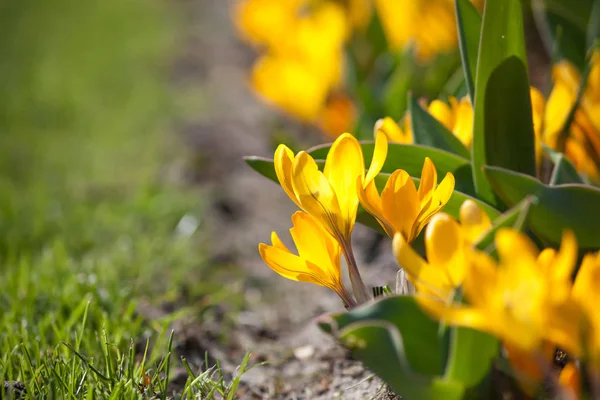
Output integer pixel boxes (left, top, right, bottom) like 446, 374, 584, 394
455, 0, 482, 102
472, 0, 536, 206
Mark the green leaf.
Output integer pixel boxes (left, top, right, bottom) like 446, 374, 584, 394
408, 94, 471, 159
474, 196, 533, 255
443, 327, 498, 389
472, 0, 536, 206
320, 296, 446, 376
335, 322, 465, 400
455, 0, 482, 102
308, 141, 476, 196
484, 166, 600, 250
550, 154, 584, 185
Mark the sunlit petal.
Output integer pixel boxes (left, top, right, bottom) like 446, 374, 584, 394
365, 131, 388, 185
459, 199, 491, 244
392, 232, 427, 279
381, 170, 420, 239
275, 144, 302, 208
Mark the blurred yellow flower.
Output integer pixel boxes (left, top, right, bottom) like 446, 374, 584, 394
573, 250, 600, 365
319, 93, 357, 139
235, 0, 356, 130
274, 132, 379, 302
392, 200, 490, 301
234, 0, 303, 48
259, 211, 356, 308
418, 229, 582, 357
542, 55, 600, 181
374, 0, 483, 61
358, 151, 455, 242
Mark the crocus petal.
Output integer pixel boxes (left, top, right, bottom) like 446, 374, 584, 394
459, 199, 491, 244
558, 362, 581, 400
412, 172, 455, 239
274, 145, 302, 208
289, 211, 340, 278
323, 133, 363, 238
259, 242, 324, 286
375, 116, 411, 143
425, 213, 461, 265
392, 232, 427, 281
356, 177, 395, 237
381, 170, 420, 240
552, 230, 578, 283
364, 131, 388, 186
271, 231, 291, 252
428, 99, 454, 131
418, 157, 438, 203
292, 151, 342, 238
495, 228, 539, 264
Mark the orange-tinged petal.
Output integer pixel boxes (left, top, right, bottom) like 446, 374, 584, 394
275, 145, 302, 208
413, 172, 455, 239
558, 362, 581, 400
365, 131, 388, 185
292, 151, 342, 238
459, 199, 491, 244
418, 157, 438, 203
357, 178, 395, 237
323, 133, 363, 238
381, 170, 420, 240
504, 343, 552, 395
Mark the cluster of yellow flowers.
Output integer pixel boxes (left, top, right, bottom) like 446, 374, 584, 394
380, 52, 600, 181
259, 132, 454, 307
395, 203, 600, 396
234, 0, 355, 136
234, 0, 483, 136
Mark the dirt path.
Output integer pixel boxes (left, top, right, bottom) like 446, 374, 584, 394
174, 1, 400, 398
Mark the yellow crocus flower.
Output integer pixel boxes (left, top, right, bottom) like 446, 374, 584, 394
234, 0, 304, 48
274, 132, 383, 302
543, 57, 600, 181
358, 153, 455, 243
259, 211, 356, 308
392, 200, 490, 301
374, 0, 483, 61
417, 229, 582, 357
374, 116, 412, 144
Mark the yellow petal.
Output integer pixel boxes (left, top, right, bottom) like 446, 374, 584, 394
357, 177, 395, 237
259, 242, 324, 286
365, 131, 388, 185
412, 172, 455, 239
392, 232, 427, 279
552, 230, 578, 283
418, 157, 438, 203
381, 169, 420, 240
495, 228, 539, 264
271, 231, 291, 252
425, 213, 463, 278
323, 133, 363, 238
452, 97, 474, 148
274, 145, 302, 208
289, 211, 340, 277
375, 116, 412, 143
292, 151, 342, 238
428, 99, 454, 131
459, 199, 491, 244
